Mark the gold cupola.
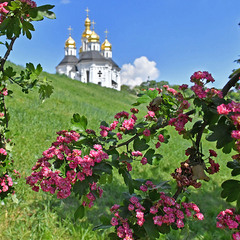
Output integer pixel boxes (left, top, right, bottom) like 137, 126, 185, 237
88, 20, 100, 43
82, 8, 92, 38
101, 39, 112, 50
65, 26, 76, 48
101, 29, 112, 51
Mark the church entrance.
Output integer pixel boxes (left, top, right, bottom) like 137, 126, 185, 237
86, 70, 90, 83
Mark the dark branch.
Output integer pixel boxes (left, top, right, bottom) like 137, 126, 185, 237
0, 36, 17, 72
221, 71, 240, 98
173, 186, 183, 200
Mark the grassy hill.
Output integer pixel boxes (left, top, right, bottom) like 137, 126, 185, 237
0, 62, 233, 240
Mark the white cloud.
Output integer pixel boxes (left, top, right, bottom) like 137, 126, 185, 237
61, 0, 71, 4
120, 56, 160, 88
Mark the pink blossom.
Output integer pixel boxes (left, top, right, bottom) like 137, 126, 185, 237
232, 130, 240, 139
0, 148, 7, 155
114, 111, 129, 120
141, 157, 148, 165
116, 132, 122, 140
155, 142, 161, 148
194, 213, 204, 220
111, 217, 119, 226
143, 129, 151, 136
158, 134, 164, 142
128, 204, 135, 211
100, 129, 108, 137
217, 104, 231, 115
233, 232, 240, 240
122, 118, 135, 130
176, 219, 184, 228
140, 185, 148, 192
132, 151, 143, 157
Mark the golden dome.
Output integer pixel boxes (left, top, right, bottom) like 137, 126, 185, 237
101, 39, 112, 51
88, 30, 100, 43
65, 36, 76, 48
82, 17, 92, 38
79, 46, 83, 53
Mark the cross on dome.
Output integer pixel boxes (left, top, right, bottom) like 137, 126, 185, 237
85, 7, 90, 16
91, 20, 96, 30
104, 29, 109, 39
68, 26, 73, 36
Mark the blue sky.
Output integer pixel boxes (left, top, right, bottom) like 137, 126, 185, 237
6, 0, 240, 88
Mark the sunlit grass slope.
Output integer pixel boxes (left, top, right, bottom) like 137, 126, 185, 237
0, 62, 235, 240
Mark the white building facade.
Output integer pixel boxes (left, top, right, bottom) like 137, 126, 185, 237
56, 10, 121, 91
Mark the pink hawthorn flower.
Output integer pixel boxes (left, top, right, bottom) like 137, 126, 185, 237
116, 132, 122, 140
158, 134, 164, 142
141, 157, 147, 165
194, 213, 204, 220
132, 151, 143, 157
155, 142, 161, 148
233, 232, 240, 240
143, 129, 151, 137
111, 217, 119, 226
217, 104, 231, 115
232, 130, 240, 139
0, 148, 7, 155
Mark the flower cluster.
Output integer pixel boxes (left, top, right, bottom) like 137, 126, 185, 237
216, 208, 240, 240
110, 204, 134, 240
168, 113, 192, 134
152, 192, 204, 228
217, 101, 240, 162
110, 192, 204, 239
82, 182, 103, 208
0, 174, 13, 195
19, 0, 37, 8
0, 2, 8, 24
139, 180, 156, 192
190, 71, 222, 99
171, 160, 202, 188
26, 130, 108, 202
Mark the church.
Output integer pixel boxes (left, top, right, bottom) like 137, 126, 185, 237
56, 9, 121, 91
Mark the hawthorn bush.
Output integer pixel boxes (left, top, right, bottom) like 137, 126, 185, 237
1, 1, 240, 240
26, 70, 240, 239
0, 0, 54, 202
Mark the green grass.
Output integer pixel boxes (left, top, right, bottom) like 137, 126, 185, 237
0, 62, 236, 239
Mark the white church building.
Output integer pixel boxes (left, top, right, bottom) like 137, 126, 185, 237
56, 9, 121, 91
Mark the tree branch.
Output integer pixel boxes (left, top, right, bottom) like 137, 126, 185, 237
221, 71, 240, 98
0, 36, 17, 72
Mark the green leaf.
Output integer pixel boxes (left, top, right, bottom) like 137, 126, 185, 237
93, 162, 113, 175
143, 215, 160, 239
119, 168, 134, 194
133, 137, 149, 151
145, 89, 159, 99
221, 180, 240, 202
38, 82, 54, 102
137, 94, 152, 104
71, 114, 88, 132
29, 5, 56, 21
74, 205, 85, 221
4, 67, 16, 78
191, 120, 203, 136
144, 149, 155, 164
206, 119, 234, 149
73, 180, 89, 196
227, 160, 240, 176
